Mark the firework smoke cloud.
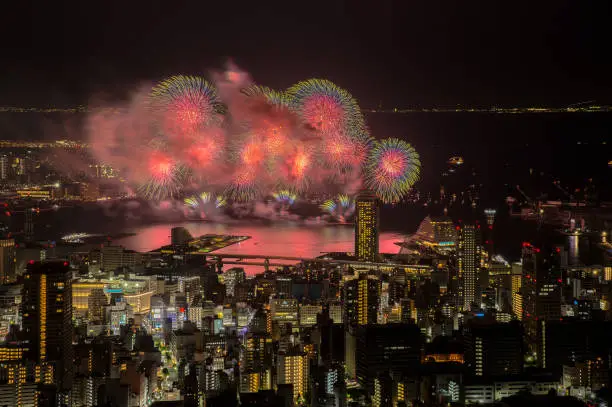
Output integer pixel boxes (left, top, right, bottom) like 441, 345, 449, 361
86, 64, 421, 209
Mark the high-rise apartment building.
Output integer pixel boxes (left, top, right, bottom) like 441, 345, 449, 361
178, 275, 200, 304
511, 263, 523, 319
22, 261, 73, 392
356, 324, 421, 392
463, 319, 523, 377
521, 243, 562, 357
224, 267, 246, 298
277, 348, 309, 403
354, 190, 379, 262
270, 297, 298, 325
244, 332, 272, 371
0, 155, 9, 180
344, 274, 380, 326
458, 224, 482, 310
431, 216, 458, 244
0, 238, 16, 284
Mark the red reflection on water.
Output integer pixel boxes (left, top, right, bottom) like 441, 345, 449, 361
115, 222, 404, 275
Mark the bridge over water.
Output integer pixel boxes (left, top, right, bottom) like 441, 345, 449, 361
202, 252, 432, 276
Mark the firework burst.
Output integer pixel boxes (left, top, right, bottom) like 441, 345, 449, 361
184, 196, 199, 208
183, 191, 219, 218
322, 131, 371, 173
225, 169, 261, 202
242, 85, 288, 108
150, 75, 225, 135
138, 153, 189, 201
91, 67, 422, 208
183, 192, 213, 209
287, 79, 365, 136
365, 138, 421, 203
320, 194, 355, 223
320, 199, 337, 213
272, 189, 297, 206
215, 195, 227, 208
282, 148, 313, 192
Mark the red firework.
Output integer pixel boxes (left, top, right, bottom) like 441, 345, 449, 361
301, 95, 344, 132
263, 125, 286, 156
235, 168, 255, 185
185, 130, 224, 168
241, 141, 265, 166
290, 150, 311, 179
380, 150, 406, 177
162, 96, 210, 136
187, 143, 216, 166
149, 153, 174, 180
323, 133, 367, 168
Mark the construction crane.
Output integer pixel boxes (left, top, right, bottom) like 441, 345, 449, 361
515, 185, 534, 206
552, 180, 574, 202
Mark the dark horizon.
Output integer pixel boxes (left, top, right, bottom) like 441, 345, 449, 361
1, 1, 611, 108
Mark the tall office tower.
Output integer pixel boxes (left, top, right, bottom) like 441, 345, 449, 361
521, 243, 562, 357
224, 267, 246, 297
24, 210, 34, 242
87, 288, 108, 323
355, 190, 379, 262
463, 319, 523, 377
239, 369, 262, 393
276, 276, 292, 297
355, 324, 421, 393
542, 320, 612, 376
0, 238, 16, 284
183, 365, 199, 407
484, 208, 497, 261
277, 348, 309, 403
431, 216, 458, 244
318, 307, 345, 365
15, 157, 31, 176
344, 274, 380, 326
0, 344, 39, 407
511, 263, 523, 318
0, 155, 9, 180
179, 275, 200, 304
457, 224, 483, 311
22, 261, 73, 393
270, 297, 299, 325
372, 373, 393, 407
484, 208, 497, 227
244, 332, 273, 371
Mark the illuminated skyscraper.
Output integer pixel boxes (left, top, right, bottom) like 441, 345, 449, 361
464, 319, 523, 377
521, 243, 562, 359
425, 216, 456, 244
244, 332, 273, 371
484, 208, 497, 261
224, 267, 246, 297
511, 263, 523, 318
484, 208, 497, 226
344, 274, 380, 326
277, 348, 309, 403
24, 210, 34, 242
458, 224, 482, 310
354, 190, 379, 262
356, 324, 421, 392
0, 155, 9, 180
0, 238, 16, 284
22, 261, 73, 393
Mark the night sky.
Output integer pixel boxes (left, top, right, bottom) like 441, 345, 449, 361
1, 1, 611, 108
